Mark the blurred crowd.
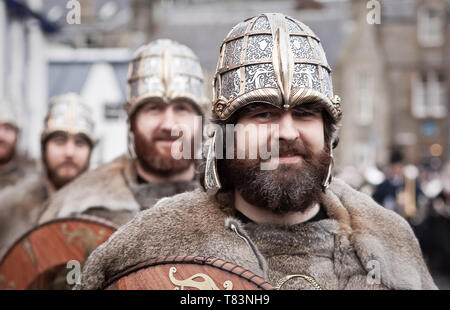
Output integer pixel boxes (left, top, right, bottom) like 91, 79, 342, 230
336, 152, 450, 289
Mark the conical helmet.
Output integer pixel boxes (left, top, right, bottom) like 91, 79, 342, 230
125, 39, 206, 117
212, 13, 342, 122
41, 93, 96, 145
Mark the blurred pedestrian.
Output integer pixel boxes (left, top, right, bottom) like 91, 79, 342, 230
0, 99, 35, 190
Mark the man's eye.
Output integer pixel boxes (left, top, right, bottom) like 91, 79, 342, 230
174, 105, 188, 112
54, 137, 66, 145
253, 112, 272, 119
75, 139, 88, 147
143, 105, 161, 112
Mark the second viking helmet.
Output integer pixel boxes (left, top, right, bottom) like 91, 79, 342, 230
212, 13, 342, 122
125, 39, 206, 117
41, 93, 96, 146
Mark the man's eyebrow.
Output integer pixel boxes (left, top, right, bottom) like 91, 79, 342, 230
292, 102, 325, 113
73, 133, 88, 140
49, 132, 69, 141
240, 103, 278, 115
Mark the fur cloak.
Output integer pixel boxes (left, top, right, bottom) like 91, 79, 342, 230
0, 174, 48, 258
0, 156, 36, 190
79, 178, 437, 290
38, 155, 199, 226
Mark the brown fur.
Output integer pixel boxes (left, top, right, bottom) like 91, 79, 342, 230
79, 178, 437, 290
0, 174, 49, 258
39, 155, 199, 226
0, 156, 36, 190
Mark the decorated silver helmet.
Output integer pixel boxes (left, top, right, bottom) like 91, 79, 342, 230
41, 93, 96, 146
0, 99, 19, 130
125, 39, 206, 117
212, 12, 341, 122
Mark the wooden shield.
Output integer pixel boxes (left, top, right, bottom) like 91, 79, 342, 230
0, 215, 118, 290
105, 256, 274, 290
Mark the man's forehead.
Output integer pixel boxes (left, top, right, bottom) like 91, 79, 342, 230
140, 99, 194, 107
136, 99, 201, 115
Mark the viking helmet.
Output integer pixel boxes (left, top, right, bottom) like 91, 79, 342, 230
125, 39, 206, 118
0, 99, 19, 130
212, 13, 341, 122
41, 93, 96, 146
205, 13, 342, 195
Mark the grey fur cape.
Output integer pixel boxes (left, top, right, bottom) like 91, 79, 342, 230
0, 174, 48, 258
79, 178, 437, 290
39, 155, 199, 226
0, 156, 36, 190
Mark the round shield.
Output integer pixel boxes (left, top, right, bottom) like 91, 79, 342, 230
0, 215, 118, 290
104, 255, 274, 290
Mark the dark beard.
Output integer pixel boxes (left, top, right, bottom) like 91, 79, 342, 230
133, 128, 193, 177
46, 161, 88, 190
0, 139, 16, 165
224, 140, 331, 214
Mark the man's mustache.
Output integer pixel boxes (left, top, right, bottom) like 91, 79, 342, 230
56, 161, 80, 170
152, 131, 182, 142
266, 139, 314, 160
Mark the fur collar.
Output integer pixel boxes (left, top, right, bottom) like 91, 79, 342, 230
79, 178, 437, 290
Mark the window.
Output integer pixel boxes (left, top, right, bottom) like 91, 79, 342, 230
412, 72, 447, 119
417, 5, 445, 47
355, 143, 376, 167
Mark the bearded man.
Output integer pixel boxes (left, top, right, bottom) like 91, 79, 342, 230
38, 39, 206, 226
0, 100, 35, 190
79, 14, 436, 290
0, 93, 95, 257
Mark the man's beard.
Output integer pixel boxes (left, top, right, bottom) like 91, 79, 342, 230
224, 139, 331, 215
46, 160, 88, 190
0, 139, 16, 166
133, 129, 194, 177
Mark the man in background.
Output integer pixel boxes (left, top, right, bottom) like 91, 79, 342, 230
0, 99, 35, 190
38, 39, 206, 226
0, 93, 96, 257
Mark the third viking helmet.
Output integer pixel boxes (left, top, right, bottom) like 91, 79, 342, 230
125, 39, 206, 118
205, 13, 342, 194
41, 93, 96, 146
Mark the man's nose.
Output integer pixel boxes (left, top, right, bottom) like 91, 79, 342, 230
64, 140, 76, 157
277, 113, 300, 141
159, 107, 177, 133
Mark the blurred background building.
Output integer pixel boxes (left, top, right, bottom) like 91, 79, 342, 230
0, 0, 449, 169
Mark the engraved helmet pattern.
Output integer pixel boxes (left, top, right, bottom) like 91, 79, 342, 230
125, 39, 206, 117
42, 93, 96, 145
212, 13, 342, 122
